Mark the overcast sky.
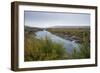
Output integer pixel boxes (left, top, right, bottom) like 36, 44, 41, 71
24, 11, 90, 28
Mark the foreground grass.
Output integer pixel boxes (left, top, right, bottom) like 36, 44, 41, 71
71, 41, 90, 59
24, 33, 68, 61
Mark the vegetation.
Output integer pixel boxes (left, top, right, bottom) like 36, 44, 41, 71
24, 26, 90, 61
24, 32, 68, 61
71, 42, 90, 59
47, 28, 90, 59
47, 28, 90, 43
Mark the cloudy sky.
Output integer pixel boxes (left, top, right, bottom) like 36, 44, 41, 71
24, 11, 90, 28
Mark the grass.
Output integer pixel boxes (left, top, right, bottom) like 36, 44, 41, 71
47, 28, 90, 43
71, 42, 90, 59
47, 28, 90, 59
24, 27, 90, 61
24, 32, 68, 61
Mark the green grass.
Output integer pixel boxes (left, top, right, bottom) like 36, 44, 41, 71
71, 42, 90, 59
24, 28, 90, 61
24, 33, 68, 61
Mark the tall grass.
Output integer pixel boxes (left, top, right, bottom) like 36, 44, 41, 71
71, 41, 90, 59
24, 33, 68, 61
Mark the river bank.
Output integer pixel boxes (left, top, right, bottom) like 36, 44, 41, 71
47, 28, 90, 44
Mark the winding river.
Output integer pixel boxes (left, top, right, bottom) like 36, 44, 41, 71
35, 30, 80, 54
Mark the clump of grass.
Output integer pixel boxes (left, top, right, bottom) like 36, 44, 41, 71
24, 33, 68, 61
71, 42, 90, 59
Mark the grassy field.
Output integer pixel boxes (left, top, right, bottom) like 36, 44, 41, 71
24, 26, 90, 61
47, 28, 90, 43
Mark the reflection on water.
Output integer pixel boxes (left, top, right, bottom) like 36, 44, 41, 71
35, 30, 80, 53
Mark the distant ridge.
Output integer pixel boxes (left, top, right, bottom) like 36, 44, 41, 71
24, 26, 43, 32
48, 26, 90, 29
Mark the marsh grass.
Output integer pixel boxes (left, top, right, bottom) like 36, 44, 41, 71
24, 33, 68, 61
71, 40, 90, 59
47, 28, 90, 43
47, 28, 90, 59
24, 27, 90, 61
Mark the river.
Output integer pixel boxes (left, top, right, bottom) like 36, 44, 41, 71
35, 30, 80, 54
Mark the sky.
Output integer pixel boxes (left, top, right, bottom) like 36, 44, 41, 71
24, 11, 90, 28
